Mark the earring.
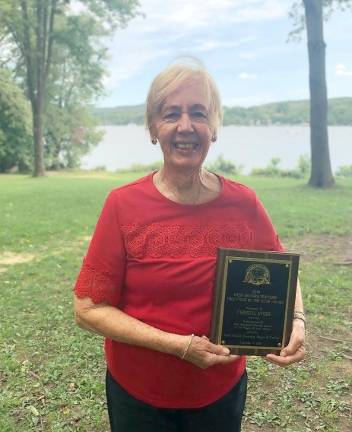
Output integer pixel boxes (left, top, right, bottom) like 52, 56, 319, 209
151, 137, 158, 145
211, 134, 217, 142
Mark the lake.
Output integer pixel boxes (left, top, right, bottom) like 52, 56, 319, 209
81, 125, 352, 174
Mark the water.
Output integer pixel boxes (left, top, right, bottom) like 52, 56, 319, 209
81, 125, 352, 174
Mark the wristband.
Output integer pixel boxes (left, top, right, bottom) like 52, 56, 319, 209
294, 310, 305, 317
293, 311, 306, 329
181, 334, 195, 360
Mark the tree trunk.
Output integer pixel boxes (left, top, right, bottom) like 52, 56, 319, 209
32, 0, 46, 177
32, 100, 45, 177
303, 0, 334, 188
20, 0, 48, 177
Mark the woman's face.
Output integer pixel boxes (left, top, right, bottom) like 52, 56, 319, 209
152, 79, 213, 172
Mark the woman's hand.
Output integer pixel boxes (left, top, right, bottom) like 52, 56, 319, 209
265, 319, 305, 367
182, 335, 239, 369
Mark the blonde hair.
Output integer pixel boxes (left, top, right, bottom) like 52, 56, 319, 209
146, 58, 223, 135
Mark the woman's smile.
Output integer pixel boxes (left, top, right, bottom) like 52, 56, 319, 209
173, 141, 198, 151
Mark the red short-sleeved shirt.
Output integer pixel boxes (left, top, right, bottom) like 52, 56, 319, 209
74, 173, 283, 408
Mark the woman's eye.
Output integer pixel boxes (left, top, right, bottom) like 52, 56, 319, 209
163, 112, 179, 121
191, 111, 208, 120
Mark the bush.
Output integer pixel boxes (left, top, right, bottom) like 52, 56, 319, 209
116, 161, 163, 173
251, 157, 282, 177
335, 165, 352, 177
207, 154, 242, 175
251, 157, 304, 178
297, 154, 310, 176
92, 165, 107, 171
279, 169, 303, 179
0, 69, 33, 172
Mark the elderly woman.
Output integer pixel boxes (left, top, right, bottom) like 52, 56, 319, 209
74, 61, 305, 432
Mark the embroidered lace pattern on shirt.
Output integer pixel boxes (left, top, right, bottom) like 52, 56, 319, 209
121, 223, 253, 258
74, 261, 118, 305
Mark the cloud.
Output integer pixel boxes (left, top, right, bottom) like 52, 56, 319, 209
335, 63, 352, 77
103, 46, 170, 90
238, 72, 257, 80
100, 0, 292, 101
229, 0, 290, 23
131, 0, 291, 35
194, 36, 256, 53
223, 86, 308, 107
239, 52, 256, 60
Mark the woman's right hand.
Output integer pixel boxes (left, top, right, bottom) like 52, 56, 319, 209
182, 335, 239, 369
75, 296, 239, 368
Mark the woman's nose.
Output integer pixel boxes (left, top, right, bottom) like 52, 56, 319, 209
177, 112, 193, 132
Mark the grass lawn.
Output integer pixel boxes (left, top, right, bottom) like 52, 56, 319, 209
0, 171, 351, 431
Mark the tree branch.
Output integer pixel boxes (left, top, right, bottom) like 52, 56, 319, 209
36, 0, 44, 95
20, 0, 36, 105
45, 0, 57, 82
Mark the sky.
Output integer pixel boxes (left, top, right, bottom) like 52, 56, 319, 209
96, 0, 352, 108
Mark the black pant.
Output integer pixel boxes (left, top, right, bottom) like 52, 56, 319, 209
106, 370, 247, 432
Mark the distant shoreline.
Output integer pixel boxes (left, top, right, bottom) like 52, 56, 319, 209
92, 97, 352, 127
98, 123, 352, 128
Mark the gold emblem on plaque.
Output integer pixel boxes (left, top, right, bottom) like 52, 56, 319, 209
243, 264, 270, 286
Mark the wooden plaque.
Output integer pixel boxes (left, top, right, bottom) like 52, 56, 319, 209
210, 248, 299, 356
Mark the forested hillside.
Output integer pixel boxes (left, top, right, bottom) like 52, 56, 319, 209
92, 97, 352, 126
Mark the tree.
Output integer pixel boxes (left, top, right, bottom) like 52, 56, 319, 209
44, 12, 107, 169
290, 0, 352, 188
0, 0, 139, 176
0, 69, 32, 172
45, 104, 103, 169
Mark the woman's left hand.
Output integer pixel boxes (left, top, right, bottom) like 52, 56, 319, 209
265, 319, 305, 367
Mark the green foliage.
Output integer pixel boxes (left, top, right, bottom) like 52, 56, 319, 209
49, 13, 107, 103
45, 105, 104, 170
92, 165, 107, 171
92, 104, 146, 125
0, 0, 140, 175
329, 97, 352, 124
335, 165, 352, 177
225, 97, 352, 125
41, 9, 112, 170
116, 156, 243, 175
289, 0, 352, 41
206, 154, 242, 175
297, 153, 310, 176
251, 155, 311, 179
252, 157, 281, 177
92, 98, 352, 126
116, 160, 163, 173
0, 69, 32, 172
0, 173, 351, 431
224, 101, 310, 125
